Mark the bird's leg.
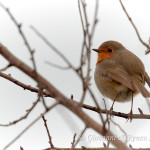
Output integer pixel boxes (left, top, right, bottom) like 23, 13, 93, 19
128, 92, 134, 122
110, 97, 116, 112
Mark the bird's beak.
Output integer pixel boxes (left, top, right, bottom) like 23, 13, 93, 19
92, 49, 100, 53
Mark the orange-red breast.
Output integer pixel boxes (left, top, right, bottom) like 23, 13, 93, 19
92, 41, 150, 115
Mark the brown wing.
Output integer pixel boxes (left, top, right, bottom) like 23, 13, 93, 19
117, 49, 150, 97
99, 61, 135, 91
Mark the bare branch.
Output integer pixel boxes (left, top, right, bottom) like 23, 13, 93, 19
0, 68, 149, 120
110, 119, 127, 144
41, 114, 55, 148
71, 133, 76, 149
0, 96, 40, 126
30, 26, 74, 69
0, 3, 37, 71
82, 102, 150, 119
2, 102, 58, 150
90, 0, 99, 39
74, 126, 87, 147
102, 98, 110, 148
0, 63, 12, 71
81, 0, 91, 97
0, 71, 51, 97
41, 96, 49, 111
45, 61, 70, 70
0, 43, 128, 150
77, 0, 88, 84
87, 88, 105, 127
119, 0, 150, 54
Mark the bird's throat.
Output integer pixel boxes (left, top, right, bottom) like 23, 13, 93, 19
96, 53, 115, 66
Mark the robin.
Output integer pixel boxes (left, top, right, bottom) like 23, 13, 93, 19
92, 40, 150, 119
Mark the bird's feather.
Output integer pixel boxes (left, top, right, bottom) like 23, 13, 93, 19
98, 61, 135, 91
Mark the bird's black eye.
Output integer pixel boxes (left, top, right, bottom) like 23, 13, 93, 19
108, 48, 113, 53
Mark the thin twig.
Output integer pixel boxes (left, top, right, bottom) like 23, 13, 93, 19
79, 0, 99, 104
110, 119, 127, 144
41, 96, 49, 111
119, 0, 150, 54
41, 114, 54, 148
1, 69, 149, 120
30, 26, 74, 69
90, 0, 99, 39
0, 3, 37, 71
30, 5, 103, 128
0, 5, 128, 150
88, 88, 105, 127
0, 67, 149, 120
103, 98, 110, 149
0, 96, 40, 126
78, 0, 90, 104
0, 63, 12, 71
81, 0, 90, 44
2, 102, 58, 150
0, 71, 51, 97
71, 133, 77, 149
45, 61, 70, 70
74, 126, 88, 147
79, 0, 91, 104
82, 102, 150, 119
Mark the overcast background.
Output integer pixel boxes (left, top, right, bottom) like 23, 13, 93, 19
0, 0, 150, 149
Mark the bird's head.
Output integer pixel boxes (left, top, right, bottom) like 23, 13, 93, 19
92, 40, 125, 65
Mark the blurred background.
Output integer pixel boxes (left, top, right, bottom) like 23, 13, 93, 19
0, 0, 150, 149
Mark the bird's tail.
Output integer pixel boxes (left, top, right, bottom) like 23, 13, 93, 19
144, 72, 150, 88
135, 80, 150, 98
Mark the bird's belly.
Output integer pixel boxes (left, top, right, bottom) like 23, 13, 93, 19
95, 76, 136, 102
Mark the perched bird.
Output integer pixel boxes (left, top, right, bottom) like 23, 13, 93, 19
92, 41, 150, 119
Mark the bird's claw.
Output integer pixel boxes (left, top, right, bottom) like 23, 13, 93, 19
109, 106, 114, 118
127, 110, 133, 122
